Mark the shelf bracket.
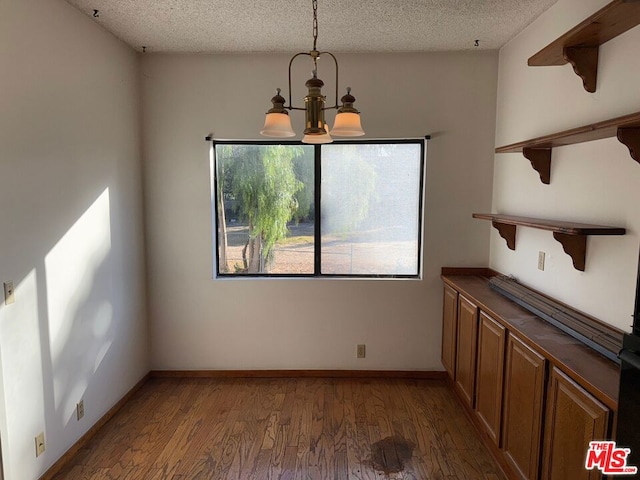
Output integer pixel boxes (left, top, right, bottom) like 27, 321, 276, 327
492, 221, 516, 250
617, 127, 640, 163
553, 232, 587, 271
522, 147, 552, 184
562, 46, 598, 93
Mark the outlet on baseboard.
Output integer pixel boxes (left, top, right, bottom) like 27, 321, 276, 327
357, 344, 366, 358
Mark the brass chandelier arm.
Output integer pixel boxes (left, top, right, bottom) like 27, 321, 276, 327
287, 52, 311, 110
319, 52, 339, 110
286, 51, 340, 111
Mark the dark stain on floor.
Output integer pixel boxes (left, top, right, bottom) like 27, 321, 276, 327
367, 435, 416, 474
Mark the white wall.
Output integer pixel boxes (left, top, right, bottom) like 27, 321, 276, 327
0, 1, 148, 479
141, 52, 498, 371
492, 0, 640, 331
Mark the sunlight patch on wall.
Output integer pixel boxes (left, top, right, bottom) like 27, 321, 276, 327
92, 301, 114, 371
44, 188, 113, 414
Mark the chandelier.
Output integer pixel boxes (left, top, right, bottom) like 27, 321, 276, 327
260, 0, 365, 144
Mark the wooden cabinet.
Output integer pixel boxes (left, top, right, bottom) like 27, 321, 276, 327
455, 295, 479, 408
542, 367, 610, 480
441, 284, 458, 380
441, 276, 618, 480
475, 312, 506, 446
502, 334, 546, 480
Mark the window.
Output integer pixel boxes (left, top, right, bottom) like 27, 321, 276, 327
212, 140, 425, 278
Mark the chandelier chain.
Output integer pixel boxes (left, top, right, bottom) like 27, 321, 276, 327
312, 0, 318, 51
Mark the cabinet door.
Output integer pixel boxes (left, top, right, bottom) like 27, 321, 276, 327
455, 295, 479, 408
502, 334, 546, 480
441, 284, 458, 380
541, 367, 610, 480
475, 312, 506, 446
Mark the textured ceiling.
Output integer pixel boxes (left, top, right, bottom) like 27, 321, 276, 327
64, 0, 558, 53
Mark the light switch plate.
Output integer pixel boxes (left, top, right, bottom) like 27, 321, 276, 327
538, 252, 546, 271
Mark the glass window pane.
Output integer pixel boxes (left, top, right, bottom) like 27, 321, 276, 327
320, 143, 422, 275
215, 144, 315, 275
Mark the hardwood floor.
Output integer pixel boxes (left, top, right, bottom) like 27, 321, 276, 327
53, 377, 505, 479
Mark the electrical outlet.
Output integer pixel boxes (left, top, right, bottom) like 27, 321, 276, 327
35, 432, 45, 457
538, 251, 546, 271
77, 400, 84, 420
4, 281, 15, 305
357, 344, 366, 358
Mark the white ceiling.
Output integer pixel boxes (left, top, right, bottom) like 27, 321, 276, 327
64, 0, 557, 53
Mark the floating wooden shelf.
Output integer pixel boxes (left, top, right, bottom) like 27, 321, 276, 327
473, 214, 626, 271
495, 111, 640, 184
528, 0, 640, 93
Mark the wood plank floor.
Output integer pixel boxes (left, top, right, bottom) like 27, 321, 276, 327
53, 377, 506, 479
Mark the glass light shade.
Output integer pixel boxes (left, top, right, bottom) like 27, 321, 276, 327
302, 124, 333, 144
260, 113, 296, 137
331, 112, 365, 137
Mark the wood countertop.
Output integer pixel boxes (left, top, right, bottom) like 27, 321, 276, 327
441, 273, 620, 410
